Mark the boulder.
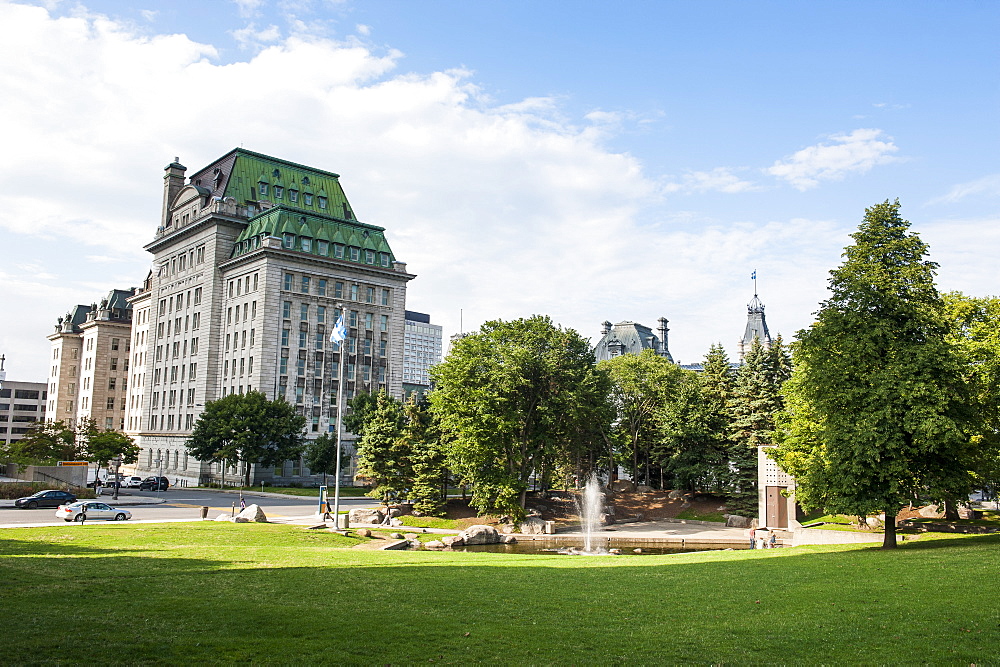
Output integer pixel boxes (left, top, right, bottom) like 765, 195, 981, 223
214, 514, 231, 522
918, 504, 944, 519
599, 513, 615, 526
865, 516, 883, 528
404, 533, 419, 541
356, 528, 372, 538
235, 504, 267, 523
519, 517, 546, 535
501, 535, 517, 544
425, 540, 446, 549
501, 524, 517, 534
441, 535, 465, 547
667, 489, 685, 500
460, 524, 501, 545
389, 517, 403, 527
725, 514, 750, 528
636, 484, 653, 493
611, 480, 635, 493
387, 508, 403, 518
390, 532, 404, 539
349, 507, 384, 525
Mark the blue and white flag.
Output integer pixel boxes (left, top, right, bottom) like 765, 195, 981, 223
329, 313, 348, 347
751, 270, 756, 280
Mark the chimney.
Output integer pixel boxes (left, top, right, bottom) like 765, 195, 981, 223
162, 157, 186, 230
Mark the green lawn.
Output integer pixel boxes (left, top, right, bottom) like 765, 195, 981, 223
1, 524, 998, 663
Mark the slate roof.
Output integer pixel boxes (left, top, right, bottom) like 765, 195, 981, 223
742, 294, 771, 349
593, 320, 672, 362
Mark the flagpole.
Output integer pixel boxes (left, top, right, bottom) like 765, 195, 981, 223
332, 304, 346, 529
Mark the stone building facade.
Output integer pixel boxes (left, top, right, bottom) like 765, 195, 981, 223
593, 318, 673, 363
0, 380, 48, 448
130, 149, 413, 487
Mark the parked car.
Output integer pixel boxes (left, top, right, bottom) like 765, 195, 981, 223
139, 476, 169, 491
14, 490, 77, 509
55, 501, 131, 522
123, 476, 143, 488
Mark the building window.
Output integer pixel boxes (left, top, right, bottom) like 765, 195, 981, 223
274, 186, 283, 199
318, 196, 327, 209
350, 284, 359, 301
301, 238, 311, 252
350, 247, 360, 262
282, 301, 292, 319
317, 240, 327, 255
366, 287, 375, 304
301, 276, 310, 294
365, 313, 373, 330
283, 233, 295, 249
259, 182, 268, 196
284, 274, 293, 291
334, 243, 344, 258
349, 311, 358, 328
289, 189, 298, 203
380, 314, 388, 332
334, 282, 344, 298
365, 250, 375, 264
110, 358, 118, 371
108, 378, 116, 391
381, 289, 390, 306
300, 304, 309, 321
281, 329, 290, 347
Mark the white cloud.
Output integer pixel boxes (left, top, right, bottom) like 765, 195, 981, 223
927, 174, 1000, 205
355, 23, 370, 36
767, 128, 899, 190
663, 167, 758, 194
140, 9, 158, 22
231, 22, 282, 50
232, 0, 265, 18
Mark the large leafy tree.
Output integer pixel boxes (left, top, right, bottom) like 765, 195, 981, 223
430, 315, 611, 519
186, 391, 306, 487
80, 420, 140, 478
942, 292, 1000, 500
2, 420, 78, 467
355, 391, 409, 505
771, 200, 973, 548
303, 432, 349, 487
599, 349, 685, 487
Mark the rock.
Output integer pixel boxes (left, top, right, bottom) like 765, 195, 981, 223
459, 524, 501, 545
680, 501, 691, 509
349, 507, 384, 525
609, 548, 621, 555
214, 514, 231, 521
389, 517, 404, 527
726, 514, 750, 528
611, 480, 635, 493
234, 504, 267, 523
404, 533, 419, 541
667, 489, 685, 500
389, 532, 404, 539
636, 484, 653, 493
441, 535, 465, 547
633, 548, 643, 554
865, 516, 882, 528
918, 504, 943, 518
599, 513, 615, 526
519, 517, 546, 535
501, 524, 516, 534
425, 540, 446, 549
501, 535, 517, 544
356, 528, 372, 537
387, 508, 402, 518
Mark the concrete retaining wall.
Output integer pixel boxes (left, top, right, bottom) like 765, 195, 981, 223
791, 528, 885, 546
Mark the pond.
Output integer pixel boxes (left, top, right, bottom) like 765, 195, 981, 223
417, 538, 747, 556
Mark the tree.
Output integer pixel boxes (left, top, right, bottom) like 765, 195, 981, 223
771, 200, 973, 548
599, 350, 685, 488
343, 390, 379, 437
81, 422, 140, 480
942, 292, 1000, 502
186, 391, 306, 487
1, 420, 77, 467
403, 397, 449, 517
355, 391, 408, 505
430, 315, 612, 519
726, 337, 790, 515
303, 432, 349, 487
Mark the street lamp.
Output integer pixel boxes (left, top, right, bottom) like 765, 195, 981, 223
112, 455, 121, 502
153, 457, 162, 493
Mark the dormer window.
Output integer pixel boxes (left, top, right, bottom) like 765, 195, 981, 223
258, 182, 268, 196
317, 240, 329, 256
283, 233, 295, 249
334, 244, 344, 258
380, 253, 390, 267
289, 189, 298, 203
365, 250, 375, 264
304, 193, 313, 206
349, 247, 360, 262
300, 238, 312, 253
317, 196, 327, 209
274, 186, 283, 199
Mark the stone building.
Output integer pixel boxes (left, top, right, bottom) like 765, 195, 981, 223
737, 293, 772, 362
130, 149, 413, 487
593, 318, 673, 362
46, 290, 135, 431
0, 375, 48, 448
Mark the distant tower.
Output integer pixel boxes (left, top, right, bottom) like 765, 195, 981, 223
738, 293, 772, 362
657, 317, 673, 363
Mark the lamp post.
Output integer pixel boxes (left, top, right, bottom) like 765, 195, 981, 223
112, 455, 121, 502
153, 457, 162, 493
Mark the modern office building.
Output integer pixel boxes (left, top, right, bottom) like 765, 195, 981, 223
129, 149, 413, 486
402, 311, 442, 399
0, 378, 47, 449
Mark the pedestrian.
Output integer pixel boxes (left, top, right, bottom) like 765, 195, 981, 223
756, 531, 766, 550
769, 531, 777, 548
240, 495, 246, 510
747, 527, 756, 549
94, 478, 102, 497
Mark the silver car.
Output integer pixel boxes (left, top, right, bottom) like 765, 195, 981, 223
55, 501, 132, 522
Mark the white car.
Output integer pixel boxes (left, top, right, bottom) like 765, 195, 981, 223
55, 502, 132, 522
122, 476, 143, 488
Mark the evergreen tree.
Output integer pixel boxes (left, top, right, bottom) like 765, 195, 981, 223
303, 432, 347, 487
727, 337, 789, 515
771, 200, 973, 548
404, 397, 448, 516
355, 391, 409, 505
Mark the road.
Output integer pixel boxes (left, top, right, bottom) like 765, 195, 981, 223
0, 488, 379, 527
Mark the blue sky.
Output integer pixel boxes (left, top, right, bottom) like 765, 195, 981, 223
1, 0, 998, 381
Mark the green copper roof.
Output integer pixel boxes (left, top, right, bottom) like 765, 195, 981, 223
231, 206, 396, 266
222, 148, 356, 221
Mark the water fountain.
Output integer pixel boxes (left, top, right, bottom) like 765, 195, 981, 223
567, 475, 609, 555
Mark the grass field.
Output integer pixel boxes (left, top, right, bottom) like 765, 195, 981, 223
2, 523, 998, 664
